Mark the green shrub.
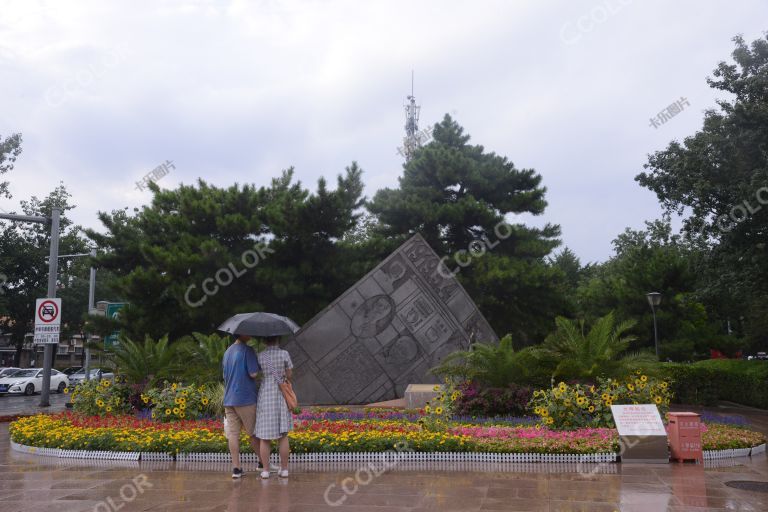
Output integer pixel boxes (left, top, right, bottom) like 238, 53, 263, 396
663, 360, 768, 408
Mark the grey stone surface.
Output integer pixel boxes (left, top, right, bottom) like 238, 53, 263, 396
290, 234, 498, 405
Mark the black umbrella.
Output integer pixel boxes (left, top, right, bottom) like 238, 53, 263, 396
217, 312, 300, 338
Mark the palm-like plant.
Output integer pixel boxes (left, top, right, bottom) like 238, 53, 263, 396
535, 312, 657, 381
431, 335, 541, 388
110, 334, 180, 390
177, 332, 230, 384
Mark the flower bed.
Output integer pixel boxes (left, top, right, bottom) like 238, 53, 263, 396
9, 412, 765, 456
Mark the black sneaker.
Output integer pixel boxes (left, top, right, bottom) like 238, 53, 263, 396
232, 467, 244, 479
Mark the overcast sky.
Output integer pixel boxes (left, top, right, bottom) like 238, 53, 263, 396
1, 0, 765, 263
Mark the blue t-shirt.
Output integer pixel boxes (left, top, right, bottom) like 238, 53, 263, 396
222, 342, 261, 407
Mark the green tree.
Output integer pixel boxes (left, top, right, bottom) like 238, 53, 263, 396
87, 165, 367, 341
0, 132, 22, 199
368, 115, 568, 341
0, 184, 90, 365
574, 219, 728, 359
636, 34, 768, 350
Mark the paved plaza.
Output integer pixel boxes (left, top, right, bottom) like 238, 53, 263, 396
2, 423, 768, 511
0, 392, 69, 418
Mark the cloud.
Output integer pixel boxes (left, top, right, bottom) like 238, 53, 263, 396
0, 0, 766, 262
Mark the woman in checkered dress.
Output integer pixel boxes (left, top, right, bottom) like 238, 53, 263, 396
255, 337, 293, 478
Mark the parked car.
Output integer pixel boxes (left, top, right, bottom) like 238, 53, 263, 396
0, 367, 21, 379
68, 368, 115, 386
0, 368, 70, 396
60, 366, 83, 376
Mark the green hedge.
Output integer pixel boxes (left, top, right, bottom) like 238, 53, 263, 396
663, 360, 768, 409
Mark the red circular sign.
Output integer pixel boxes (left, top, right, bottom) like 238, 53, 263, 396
37, 300, 59, 323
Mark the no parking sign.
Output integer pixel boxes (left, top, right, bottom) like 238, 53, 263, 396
33, 298, 62, 344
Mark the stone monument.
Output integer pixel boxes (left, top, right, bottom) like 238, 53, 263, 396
285, 233, 498, 405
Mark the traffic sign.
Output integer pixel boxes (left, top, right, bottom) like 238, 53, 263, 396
104, 302, 126, 349
34, 298, 62, 344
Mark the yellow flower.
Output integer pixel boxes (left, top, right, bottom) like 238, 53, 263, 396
557, 382, 567, 392
424, 405, 431, 413
63, 388, 69, 394
588, 406, 595, 413
601, 393, 609, 400
660, 382, 668, 389
640, 375, 648, 382
435, 407, 443, 415
433, 385, 440, 392
654, 396, 662, 404
179, 403, 186, 410
151, 412, 156, 418
545, 417, 554, 425
96, 399, 104, 407
106, 406, 112, 412
636, 370, 642, 375
605, 399, 613, 407
589, 386, 595, 393
165, 409, 171, 415
171, 383, 178, 390
627, 383, 635, 391
201, 398, 209, 405
540, 409, 549, 417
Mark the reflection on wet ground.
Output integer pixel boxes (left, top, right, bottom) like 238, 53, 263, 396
2, 424, 768, 511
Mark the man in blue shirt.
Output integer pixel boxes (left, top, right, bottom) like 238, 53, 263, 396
223, 334, 261, 478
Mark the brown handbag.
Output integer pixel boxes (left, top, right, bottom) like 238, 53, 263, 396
265, 357, 298, 411
278, 380, 298, 411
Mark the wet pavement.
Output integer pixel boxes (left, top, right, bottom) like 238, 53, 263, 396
0, 392, 69, 417
2, 424, 768, 511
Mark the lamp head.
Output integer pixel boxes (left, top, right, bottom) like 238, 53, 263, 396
646, 292, 662, 307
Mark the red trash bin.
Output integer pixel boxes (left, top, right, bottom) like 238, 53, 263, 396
667, 412, 703, 463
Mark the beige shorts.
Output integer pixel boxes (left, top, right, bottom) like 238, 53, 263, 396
224, 405, 257, 439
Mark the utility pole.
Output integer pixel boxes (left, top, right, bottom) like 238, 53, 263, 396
85, 247, 96, 381
0, 207, 61, 407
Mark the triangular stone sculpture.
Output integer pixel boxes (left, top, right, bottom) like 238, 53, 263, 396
284, 233, 498, 405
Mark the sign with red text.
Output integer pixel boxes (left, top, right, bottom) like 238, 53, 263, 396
610, 404, 666, 436
33, 298, 62, 344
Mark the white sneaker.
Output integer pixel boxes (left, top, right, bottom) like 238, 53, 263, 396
278, 469, 289, 478
260, 471, 270, 479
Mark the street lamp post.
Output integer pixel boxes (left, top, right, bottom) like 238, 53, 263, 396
646, 292, 662, 359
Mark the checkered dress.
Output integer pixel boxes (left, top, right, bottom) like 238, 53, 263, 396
254, 346, 294, 440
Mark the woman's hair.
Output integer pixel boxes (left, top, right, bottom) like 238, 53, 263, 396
264, 336, 281, 346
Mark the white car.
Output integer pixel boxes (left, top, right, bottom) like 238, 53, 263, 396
0, 367, 21, 378
68, 368, 115, 386
0, 368, 70, 396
